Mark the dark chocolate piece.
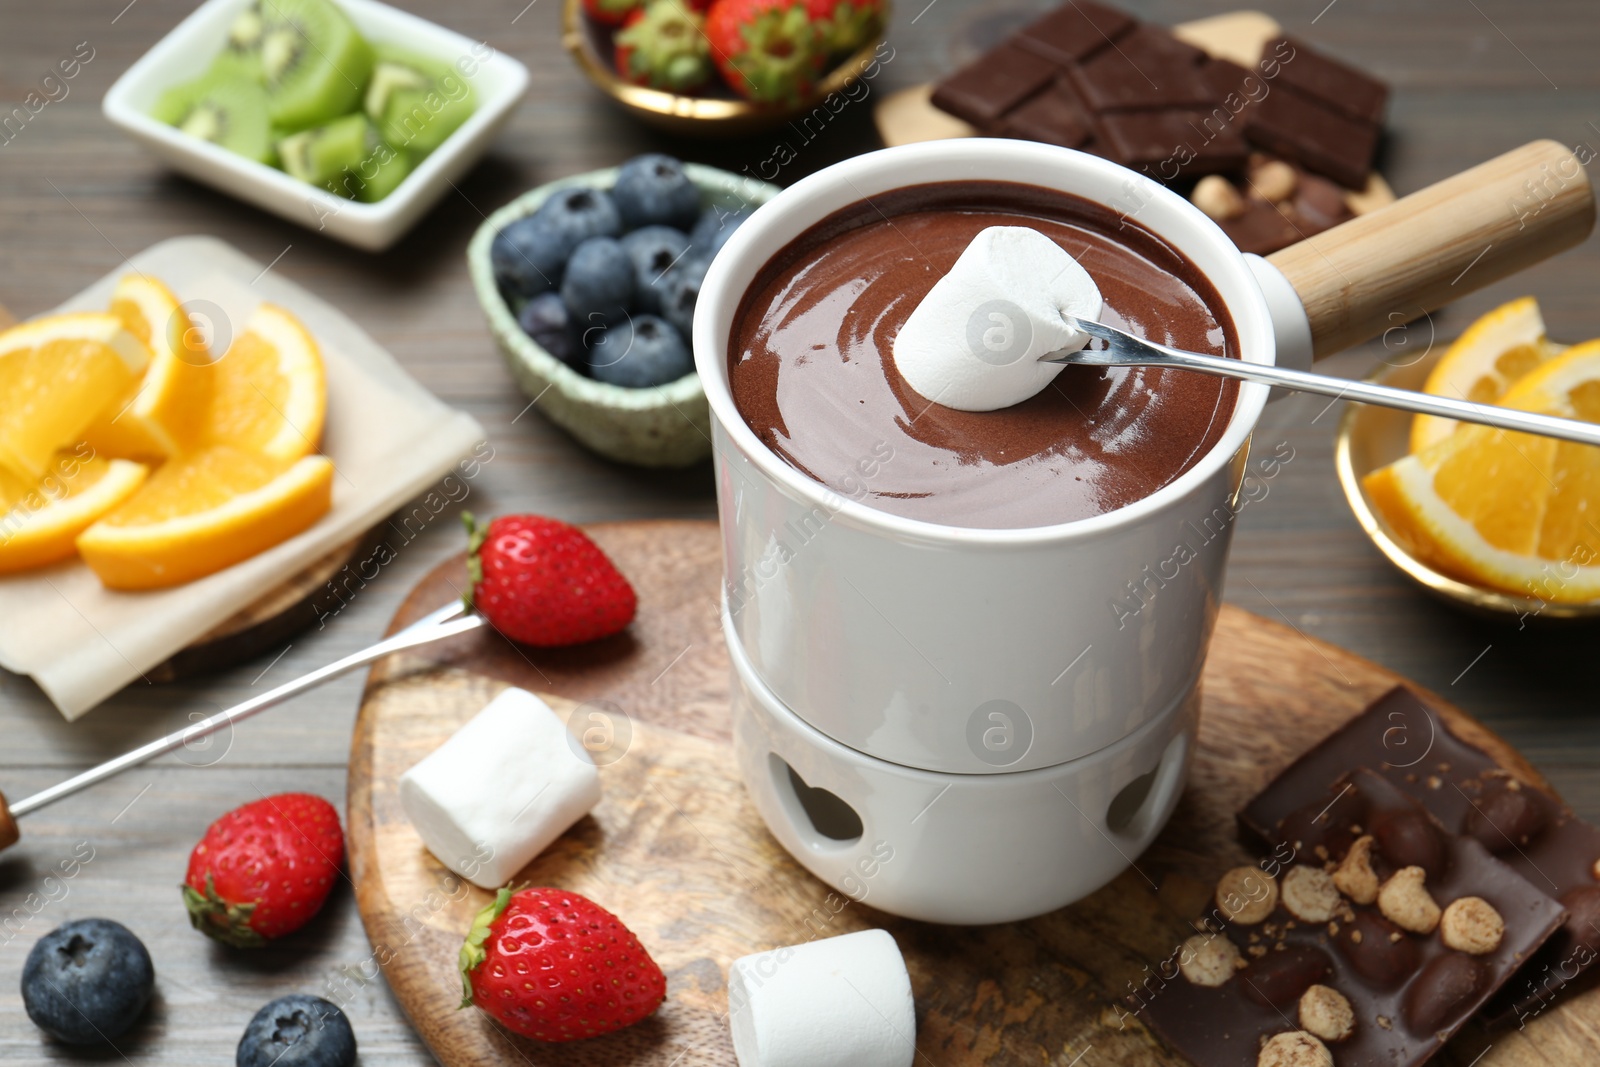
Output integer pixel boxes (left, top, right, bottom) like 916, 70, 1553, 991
1140, 770, 1565, 1067
1015, 0, 1135, 65
1000, 82, 1093, 148
1270, 35, 1389, 125
1066, 24, 1211, 112
1246, 85, 1381, 188
930, 43, 1058, 126
1240, 686, 1600, 1025
1095, 110, 1249, 177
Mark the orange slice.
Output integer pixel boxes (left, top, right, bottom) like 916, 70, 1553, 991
1366, 340, 1600, 602
81, 275, 215, 460
76, 446, 333, 590
1409, 297, 1564, 452
0, 448, 148, 573
205, 304, 327, 463
0, 313, 149, 480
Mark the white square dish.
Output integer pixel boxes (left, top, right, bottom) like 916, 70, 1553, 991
102, 0, 529, 251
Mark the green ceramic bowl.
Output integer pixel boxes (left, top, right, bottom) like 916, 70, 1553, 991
468, 164, 781, 468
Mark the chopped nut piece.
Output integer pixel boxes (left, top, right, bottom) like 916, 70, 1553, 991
1178, 933, 1243, 987
1257, 1030, 1333, 1067
1332, 835, 1379, 905
1282, 865, 1342, 923
1427, 776, 1442, 789
1440, 896, 1505, 954
1377, 1015, 1393, 1030
1378, 866, 1442, 934
1249, 944, 1269, 958
1217, 866, 1280, 925
1592, 857, 1600, 881
1298, 984, 1355, 1042
1193, 174, 1246, 220
1250, 160, 1298, 203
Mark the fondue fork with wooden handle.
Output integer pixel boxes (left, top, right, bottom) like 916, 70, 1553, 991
0, 601, 484, 852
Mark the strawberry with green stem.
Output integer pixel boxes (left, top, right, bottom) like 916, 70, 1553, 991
459, 886, 667, 1041
705, 0, 827, 104
615, 0, 715, 93
463, 512, 637, 647
182, 793, 344, 948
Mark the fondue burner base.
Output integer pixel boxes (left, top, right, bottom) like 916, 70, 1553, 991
727, 617, 1197, 925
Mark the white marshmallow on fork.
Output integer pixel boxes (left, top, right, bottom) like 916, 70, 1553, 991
727, 928, 916, 1067
892, 225, 1104, 412
399, 687, 600, 890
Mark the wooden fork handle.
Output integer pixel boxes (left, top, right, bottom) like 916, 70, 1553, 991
1268, 139, 1596, 359
0, 791, 18, 852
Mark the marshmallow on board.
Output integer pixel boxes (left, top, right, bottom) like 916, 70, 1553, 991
399, 687, 600, 890
728, 928, 916, 1067
892, 225, 1104, 411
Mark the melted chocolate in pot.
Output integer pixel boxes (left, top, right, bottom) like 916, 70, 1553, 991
728, 181, 1240, 529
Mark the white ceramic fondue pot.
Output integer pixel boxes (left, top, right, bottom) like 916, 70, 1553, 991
695, 138, 1592, 923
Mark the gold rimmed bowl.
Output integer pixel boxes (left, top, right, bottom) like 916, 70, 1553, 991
561, 0, 889, 137
1334, 349, 1600, 624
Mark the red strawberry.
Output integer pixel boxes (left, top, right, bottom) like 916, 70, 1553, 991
182, 793, 344, 948
464, 513, 637, 647
459, 886, 667, 1041
705, 0, 827, 104
615, 0, 715, 93
583, 0, 645, 26
806, 0, 881, 54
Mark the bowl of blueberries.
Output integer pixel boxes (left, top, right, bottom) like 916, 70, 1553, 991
470, 153, 778, 467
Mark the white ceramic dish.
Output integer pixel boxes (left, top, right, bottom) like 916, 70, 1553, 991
102, 0, 530, 251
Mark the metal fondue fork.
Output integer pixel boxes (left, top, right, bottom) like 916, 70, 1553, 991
0, 601, 485, 848
1048, 316, 1600, 449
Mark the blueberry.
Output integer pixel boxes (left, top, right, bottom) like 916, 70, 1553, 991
621, 226, 691, 313
517, 292, 582, 369
532, 185, 624, 249
687, 207, 750, 263
22, 918, 154, 1045
659, 271, 701, 341
588, 314, 694, 388
237, 994, 356, 1067
491, 218, 566, 302
611, 154, 701, 231
560, 237, 635, 325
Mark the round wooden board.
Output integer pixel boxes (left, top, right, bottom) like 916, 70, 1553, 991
348, 519, 1599, 1067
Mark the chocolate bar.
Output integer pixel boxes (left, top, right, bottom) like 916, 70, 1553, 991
926, 1, 1392, 253
1141, 770, 1565, 1067
1241, 686, 1600, 1027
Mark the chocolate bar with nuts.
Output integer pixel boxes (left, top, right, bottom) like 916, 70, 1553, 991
1140, 769, 1564, 1067
1241, 685, 1600, 1026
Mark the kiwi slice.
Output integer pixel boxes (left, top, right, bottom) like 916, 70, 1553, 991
209, 7, 266, 82
278, 114, 411, 202
152, 73, 275, 164
363, 46, 474, 156
235, 0, 373, 132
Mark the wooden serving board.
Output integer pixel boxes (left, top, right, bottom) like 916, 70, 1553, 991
348, 520, 1599, 1066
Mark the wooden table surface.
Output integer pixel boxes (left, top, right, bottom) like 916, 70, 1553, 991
1, 0, 1597, 1062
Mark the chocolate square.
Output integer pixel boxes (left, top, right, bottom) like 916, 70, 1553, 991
1215, 200, 1303, 255
1270, 35, 1389, 125
1000, 82, 1093, 148
1015, 0, 1136, 66
1095, 109, 1249, 177
930, 43, 1060, 126
1246, 84, 1381, 188
1067, 27, 1215, 112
